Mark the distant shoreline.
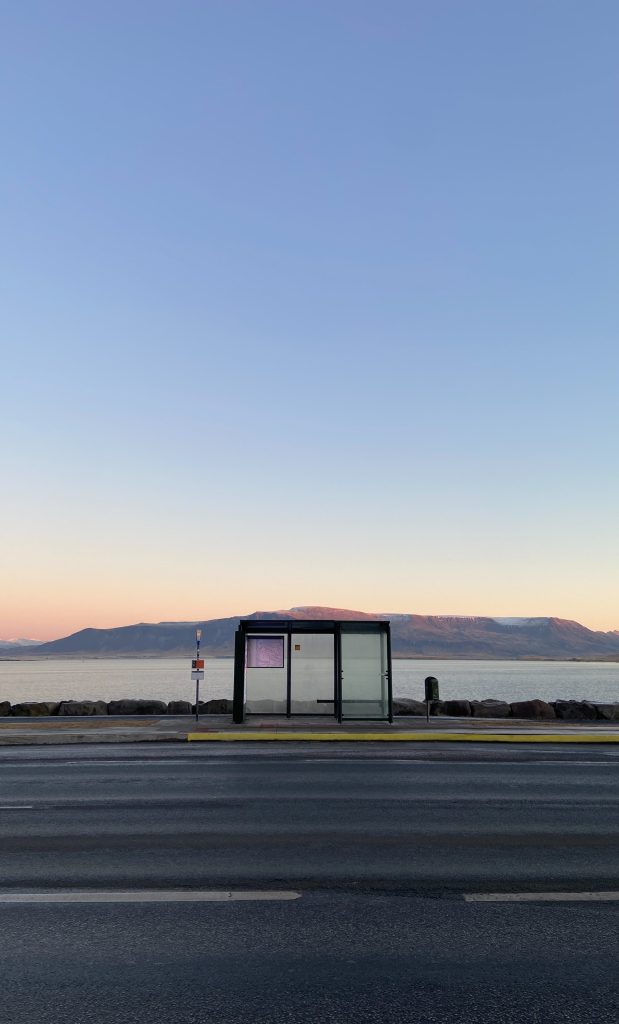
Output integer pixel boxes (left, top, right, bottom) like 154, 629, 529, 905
2, 654, 618, 664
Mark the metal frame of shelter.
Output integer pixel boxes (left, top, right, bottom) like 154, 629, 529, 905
232, 618, 393, 724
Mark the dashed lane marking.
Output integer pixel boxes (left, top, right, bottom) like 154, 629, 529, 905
0, 890, 301, 904
465, 891, 619, 902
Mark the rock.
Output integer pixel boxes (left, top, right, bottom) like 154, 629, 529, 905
0, 701, 10, 717
10, 702, 59, 717
471, 699, 511, 718
393, 698, 427, 716
510, 699, 555, 720
441, 699, 471, 717
108, 699, 167, 715
107, 699, 140, 715
135, 700, 168, 715
208, 698, 231, 714
167, 700, 192, 715
593, 703, 619, 721
193, 698, 231, 715
57, 701, 108, 716
582, 701, 601, 719
554, 700, 597, 721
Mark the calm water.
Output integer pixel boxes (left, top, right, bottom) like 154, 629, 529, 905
0, 658, 617, 705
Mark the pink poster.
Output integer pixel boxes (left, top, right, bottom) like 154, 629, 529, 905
246, 636, 284, 668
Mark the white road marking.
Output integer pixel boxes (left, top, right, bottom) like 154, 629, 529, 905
525, 761, 619, 766
465, 891, 619, 902
0, 890, 301, 904
61, 760, 209, 766
0, 757, 217, 765
2, 757, 618, 769
0, 806, 33, 810
50, 761, 195, 766
300, 758, 431, 764
299, 758, 619, 766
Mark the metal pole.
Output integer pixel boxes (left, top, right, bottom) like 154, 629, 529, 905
424, 676, 438, 726
195, 628, 202, 723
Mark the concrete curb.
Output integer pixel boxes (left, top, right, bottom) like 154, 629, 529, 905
186, 731, 619, 743
1, 715, 617, 746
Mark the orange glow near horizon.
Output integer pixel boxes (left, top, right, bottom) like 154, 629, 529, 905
4, 590, 618, 642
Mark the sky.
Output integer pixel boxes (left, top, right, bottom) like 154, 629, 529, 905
1, 0, 618, 640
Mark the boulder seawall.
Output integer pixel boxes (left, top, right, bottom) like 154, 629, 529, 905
392, 697, 619, 721
0, 697, 618, 720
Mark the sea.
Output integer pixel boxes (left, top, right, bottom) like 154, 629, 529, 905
0, 658, 617, 706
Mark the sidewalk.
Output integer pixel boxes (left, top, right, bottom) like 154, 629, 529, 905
0, 716, 186, 746
0, 714, 618, 745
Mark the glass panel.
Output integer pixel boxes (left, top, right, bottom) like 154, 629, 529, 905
247, 636, 284, 668
290, 633, 335, 715
245, 634, 287, 713
340, 631, 388, 719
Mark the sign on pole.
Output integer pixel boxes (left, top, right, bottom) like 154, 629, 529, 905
194, 630, 203, 722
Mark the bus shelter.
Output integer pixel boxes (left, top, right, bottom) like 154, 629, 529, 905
232, 618, 392, 724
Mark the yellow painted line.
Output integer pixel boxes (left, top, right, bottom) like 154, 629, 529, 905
187, 731, 619, 743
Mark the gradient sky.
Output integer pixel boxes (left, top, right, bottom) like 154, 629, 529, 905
2, 1, 618, 640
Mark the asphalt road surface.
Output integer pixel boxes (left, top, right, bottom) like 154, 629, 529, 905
0, 742, 617, 1022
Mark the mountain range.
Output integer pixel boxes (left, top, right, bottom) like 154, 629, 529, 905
4, 607, 619, 661
0, 638, 43, 649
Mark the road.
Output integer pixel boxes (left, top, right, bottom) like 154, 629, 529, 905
0, 742, 617, 1022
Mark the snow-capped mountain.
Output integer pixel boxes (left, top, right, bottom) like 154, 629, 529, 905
0, 638, 44, 650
